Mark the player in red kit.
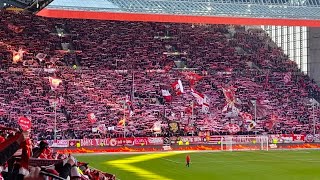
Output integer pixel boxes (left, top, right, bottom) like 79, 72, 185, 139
186, 155, 190, 167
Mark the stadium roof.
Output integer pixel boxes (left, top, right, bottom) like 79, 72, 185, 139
46, 0, 320, 20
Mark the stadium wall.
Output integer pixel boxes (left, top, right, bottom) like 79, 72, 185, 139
308, 27, 320, 85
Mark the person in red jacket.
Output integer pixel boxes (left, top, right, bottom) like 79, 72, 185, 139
186, 155, 190, 167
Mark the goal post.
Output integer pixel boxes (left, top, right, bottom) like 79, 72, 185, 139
221, 136, 269, 151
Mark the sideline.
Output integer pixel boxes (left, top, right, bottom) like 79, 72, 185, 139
73, 148, 320, 156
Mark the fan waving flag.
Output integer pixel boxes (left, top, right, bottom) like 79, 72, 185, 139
191, 88, 210, 113
97, 124, 107, 134
12, 49, 25, 64
125, 95, 134, 117
161, 89, 172, 102
49, 77, 62, 90
87, 113, 97, 124
202, 95, 210, 113
171, 80, 184, 95
190, 88, 204, 106
182, 72, 203, 85
222, 86, 239, 114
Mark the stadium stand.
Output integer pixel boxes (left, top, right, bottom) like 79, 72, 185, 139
0, 10, 320, 141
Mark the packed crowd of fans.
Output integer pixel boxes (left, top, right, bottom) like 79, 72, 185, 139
0, 128, 115, 179
0, 10, 320, 141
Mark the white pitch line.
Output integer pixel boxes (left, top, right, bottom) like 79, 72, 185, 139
160, 157, 320, 164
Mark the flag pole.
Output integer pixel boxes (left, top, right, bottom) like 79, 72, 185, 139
191, 101, 194, 136
123, 100, 126, 138
253, 100, 257, 122
54, 95, 57, 141
132, 72, 134, 101
313, 100, 315, 135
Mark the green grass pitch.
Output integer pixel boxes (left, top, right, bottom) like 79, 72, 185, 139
75, 150, 320, 180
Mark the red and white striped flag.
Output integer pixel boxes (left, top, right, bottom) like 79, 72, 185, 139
171, 80, 184, 95
191, 88, 209, 113
161, 90, 172, 102
49, 77, 62, 90
190, 88, 204, 106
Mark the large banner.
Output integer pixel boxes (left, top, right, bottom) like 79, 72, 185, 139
170, 136, 203, 144
79, 137, 163, 147
48, 134, 311, 148
47, 140, 69, 148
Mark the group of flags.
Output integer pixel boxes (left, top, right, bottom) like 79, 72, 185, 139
161, 72, 209, 113
44, 63, 278, 132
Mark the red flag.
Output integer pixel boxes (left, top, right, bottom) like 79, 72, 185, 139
87, 113, 97, 124
171, 80, 184, 95
182, 72, 203, 85
18, 116, 32, 131
49, 77, 62, 90
185, 106, 192, 115
239, 112, 253, 121
161, 90, 172, 102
